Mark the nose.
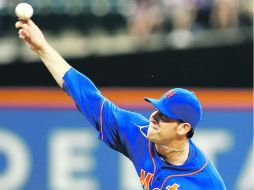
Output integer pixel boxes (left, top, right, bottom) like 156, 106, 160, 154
150, 111, 159, 124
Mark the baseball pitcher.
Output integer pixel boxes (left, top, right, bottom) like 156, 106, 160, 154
16, 19, 226, 190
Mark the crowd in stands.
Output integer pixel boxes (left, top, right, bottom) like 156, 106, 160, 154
0, 0, 252, 36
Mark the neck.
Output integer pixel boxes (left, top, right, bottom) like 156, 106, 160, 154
155, 139, 190, 166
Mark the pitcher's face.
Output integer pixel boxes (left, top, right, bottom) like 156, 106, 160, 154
147, 110, 181, 144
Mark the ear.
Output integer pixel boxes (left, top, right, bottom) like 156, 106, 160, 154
176, 123, 192, 136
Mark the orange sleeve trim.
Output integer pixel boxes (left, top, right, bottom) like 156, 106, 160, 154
99, 98, 106, 141
159, 156, 209, 190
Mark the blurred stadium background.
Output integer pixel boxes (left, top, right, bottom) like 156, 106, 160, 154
0, 0, 253, 190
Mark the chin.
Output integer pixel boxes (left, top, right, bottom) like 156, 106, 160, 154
147, 128, 158, 141
146, 132, 152, 140
147, 133, 157, 143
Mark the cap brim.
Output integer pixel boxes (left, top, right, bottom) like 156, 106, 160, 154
144, 97, 178, 120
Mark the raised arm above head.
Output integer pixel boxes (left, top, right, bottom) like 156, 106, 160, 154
15, 19, 71, 88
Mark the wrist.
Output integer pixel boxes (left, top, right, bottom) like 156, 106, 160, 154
37, 41, 51, 57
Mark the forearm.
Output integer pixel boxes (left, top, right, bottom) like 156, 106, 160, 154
16, 19, 71, 88
38, 43, 71, 88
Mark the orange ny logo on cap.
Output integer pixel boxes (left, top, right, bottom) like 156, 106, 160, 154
165, 90, 176, 98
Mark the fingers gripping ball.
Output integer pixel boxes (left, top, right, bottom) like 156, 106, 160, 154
15, 3, 33, 19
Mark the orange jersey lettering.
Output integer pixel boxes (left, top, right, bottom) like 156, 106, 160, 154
166, 183, 180, 190
140, 169, 154, 190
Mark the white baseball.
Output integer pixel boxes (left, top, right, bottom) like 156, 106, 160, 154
15, 3, 33, 19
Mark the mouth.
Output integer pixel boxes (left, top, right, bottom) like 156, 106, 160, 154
149, 125, 159, 131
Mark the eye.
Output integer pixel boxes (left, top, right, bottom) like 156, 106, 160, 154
157, 111, 169, 121
161, 115, 169, 122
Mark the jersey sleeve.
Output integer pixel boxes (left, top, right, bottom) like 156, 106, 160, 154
62, 68, 148, 157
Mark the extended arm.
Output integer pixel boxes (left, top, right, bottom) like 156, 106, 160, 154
15, 19, 149, 158
15, 19, 71, 88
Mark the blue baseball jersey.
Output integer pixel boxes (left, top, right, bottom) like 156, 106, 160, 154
63, 68, 227, 190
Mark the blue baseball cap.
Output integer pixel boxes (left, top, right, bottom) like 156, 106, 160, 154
144, 88, 202, 128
